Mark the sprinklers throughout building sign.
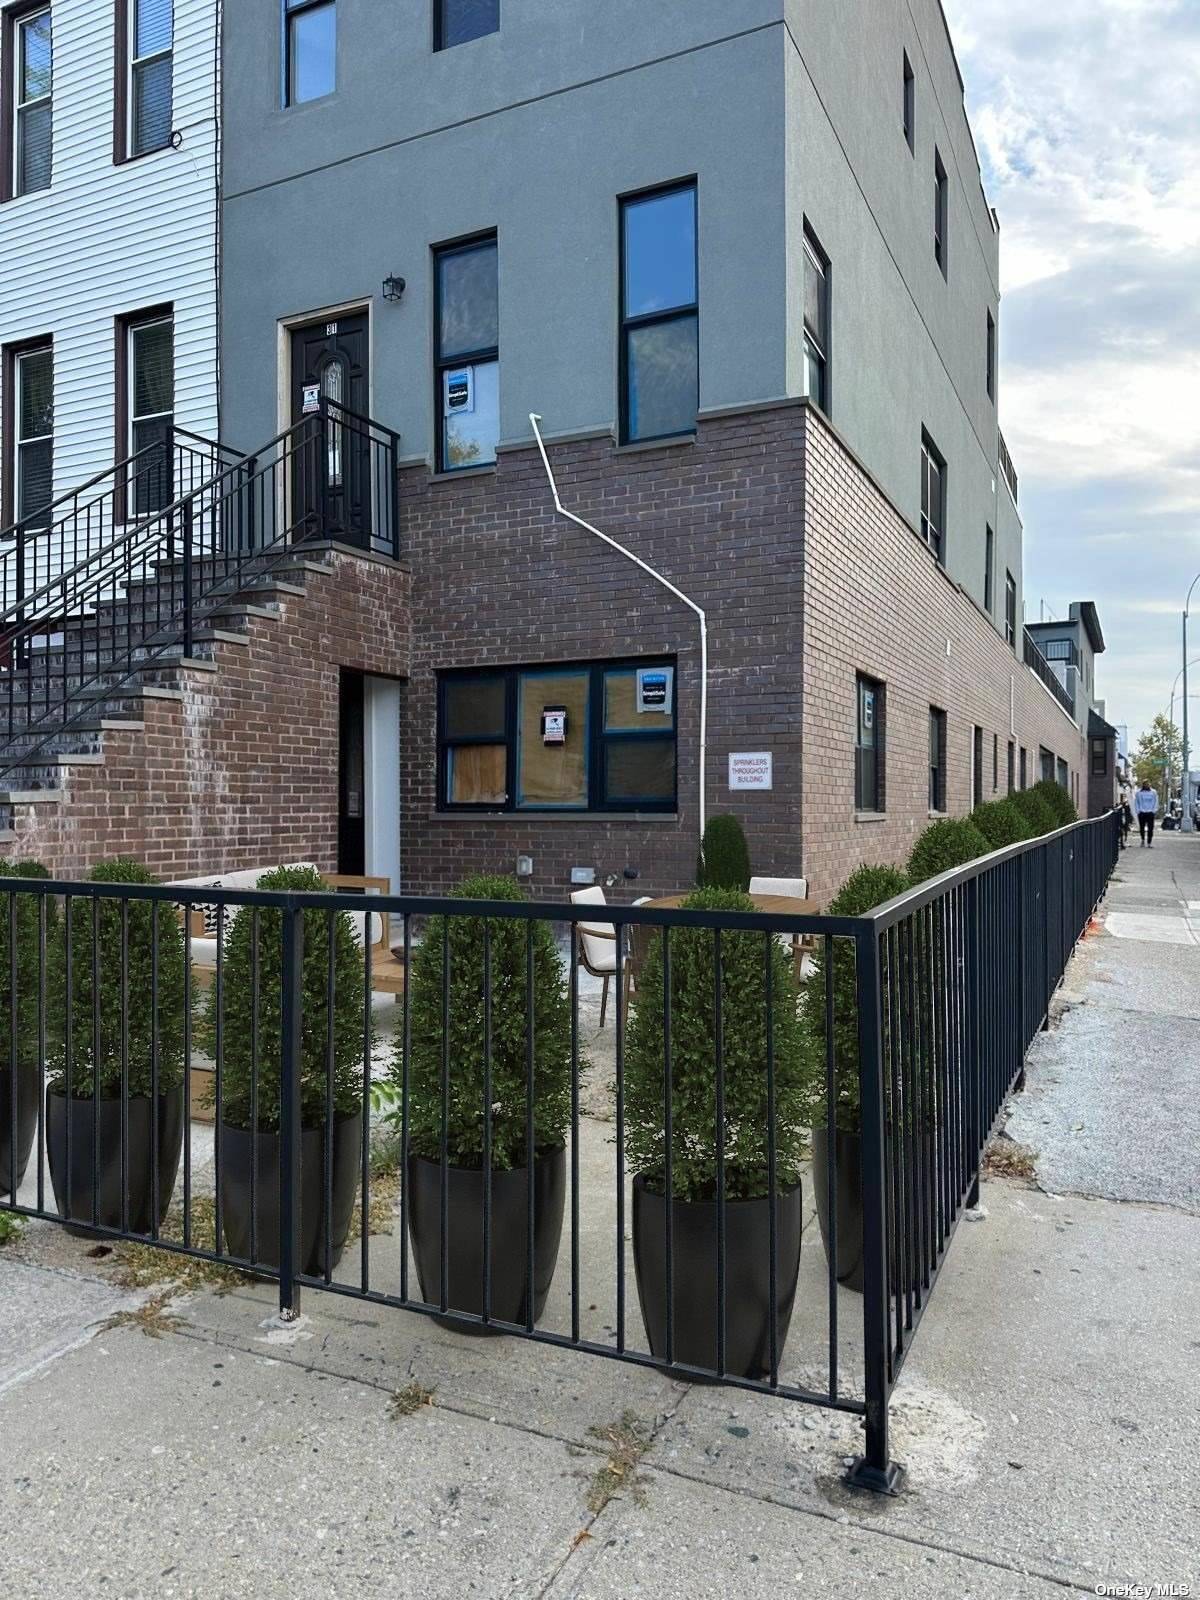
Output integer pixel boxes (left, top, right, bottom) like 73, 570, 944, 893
728, 753, 773, 791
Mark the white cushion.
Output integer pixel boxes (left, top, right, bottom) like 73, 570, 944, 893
570, 886, 617, 975
749, 875, 808, 899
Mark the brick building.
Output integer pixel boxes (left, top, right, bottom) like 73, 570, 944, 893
0, 1, 1099, 900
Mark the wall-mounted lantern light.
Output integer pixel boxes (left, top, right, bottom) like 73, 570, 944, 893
382, 275, 407, 303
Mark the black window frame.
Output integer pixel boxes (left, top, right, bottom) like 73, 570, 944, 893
986, 309, 996, 401
929, 705, 947, 813
902, 50, 915, 152
1005, 571, 1017, 648
1019, 747, 1027, 790
433, 230, 499, 474
984, 523, 994, 614
434, 0, 499, 51
934, 148, 948, 277
437, 657, 679, 815
1007, 739, 1015, 794
920, 428, 945, 562
855, 673, 885, 814
281, 0, 336, 109
972, 725, 984, 809
992, 731, 999, 792
619, 178, 699, 446
802, 220, 830, 414
1091, 738, 1108, 778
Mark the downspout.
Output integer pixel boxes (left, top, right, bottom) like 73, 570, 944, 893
529, 414, 708, 841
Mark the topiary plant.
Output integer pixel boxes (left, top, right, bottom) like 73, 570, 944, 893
391, 875, 572, 1169
695, 814, 751, 892
907, 817, 992, 884
970, 797, 1035, 850
202, 865, 365, 1131
49, 859, 186, 1100
797, 864, 909, 1134
1031, 778, 1078, 829
1011, 786, 1058, 836
0, 861, 57, 1066
623, 886, 807, 1201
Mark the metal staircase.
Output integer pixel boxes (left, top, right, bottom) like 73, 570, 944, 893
0, 401, 401, 791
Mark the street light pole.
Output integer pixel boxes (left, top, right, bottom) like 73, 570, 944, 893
1185, 575, 1200, 833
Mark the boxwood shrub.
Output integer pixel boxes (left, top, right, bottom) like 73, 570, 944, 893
1031, 778, 1078, 829
797, 864, 909, 1135
1011, 787, 1058, 836
695, 815, 751, 892
0, 861, 56, 1068
970, 797, 1035, 850
624, 886, 806, 1201
203, 865, 365, 1131
49, 858, 186, 1100
907, 817, 992, 885
393, 875, 572, 1170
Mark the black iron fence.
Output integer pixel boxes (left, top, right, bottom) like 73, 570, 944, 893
0, 812, 1119, 1490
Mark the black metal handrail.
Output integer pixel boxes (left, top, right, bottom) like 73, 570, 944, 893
1023, 628, 1075, 717
0, 400, 401, 782
998, 429, 1018, 504
0, 430, 243, 623
0, 813, 1121, 1492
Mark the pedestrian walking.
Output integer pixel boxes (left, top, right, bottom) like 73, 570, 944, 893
1134, 779, 1159, 846
1120, 793, 1134, 846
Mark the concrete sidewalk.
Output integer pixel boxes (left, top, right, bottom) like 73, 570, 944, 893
1, 839, 1198, 1598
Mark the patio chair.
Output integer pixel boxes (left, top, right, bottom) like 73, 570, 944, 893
571, 886, 620, 1028
749, 874, 812, 982
620, 896, 653, 1026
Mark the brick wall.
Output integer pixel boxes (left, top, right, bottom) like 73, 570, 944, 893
0, 552, 411, 880
799, 408, 1086, 899
397, 409, 807, 901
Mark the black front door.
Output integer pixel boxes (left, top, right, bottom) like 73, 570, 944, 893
290, 312, 371, 547
338, 670, 366, 876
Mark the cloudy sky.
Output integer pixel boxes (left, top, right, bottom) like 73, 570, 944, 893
944, 0, 1200, 750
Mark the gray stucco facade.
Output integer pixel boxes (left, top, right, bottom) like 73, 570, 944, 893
219, 0, 1021, 640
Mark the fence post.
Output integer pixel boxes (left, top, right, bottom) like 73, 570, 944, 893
278, 901, 304, 1320
964, 877, 982, 1207
846, 923, 903, 1495
390, 432, 401, 562
1014, 855, 1028, 1092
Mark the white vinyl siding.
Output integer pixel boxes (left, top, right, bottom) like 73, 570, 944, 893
0, 0, 216, 517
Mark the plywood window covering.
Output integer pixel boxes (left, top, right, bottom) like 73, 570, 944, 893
438, 658, 677, 813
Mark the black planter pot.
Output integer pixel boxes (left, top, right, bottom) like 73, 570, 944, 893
47, 1086, 184, 1234
406, 1146, 567, 1333
811, 1125, 865, 1293
632, 1175, 804, 1380
0, 1059, 41, 1196
218, 1112, 362, 1276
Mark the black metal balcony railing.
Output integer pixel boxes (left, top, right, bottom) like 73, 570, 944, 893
1024, 628, 1075, 717
1, 813, 1121, 1492
998, 430, 1018, 504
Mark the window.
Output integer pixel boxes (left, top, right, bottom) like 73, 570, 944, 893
1091, 738, 1108, 778
436, 0, 499, 50
986, 310, 996, 401
1056, 757, 1069, 791
120, 0, 172, 158
929, 707, 947, 812
855, 675, 885, 813
934, 149, 948, 276
984, 524, 994, 614
6, 341, 53, 530
992, 732, 999, 792
902, 51, 915, 152
7, 7, 52, 198
1007, 740, 1015, 794
435, 234, 498, 471
1040, 748, 1055, 785
284, 0, 335, 106
972, 725, 983, 808
1019, 747, 1027, 790
802, 223, 830, 413
620, 182, 698, 444
1005, 572, 1017, 648
438, 659, 677, 813
119, 310, 174, 515
920, 430, 945, 560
